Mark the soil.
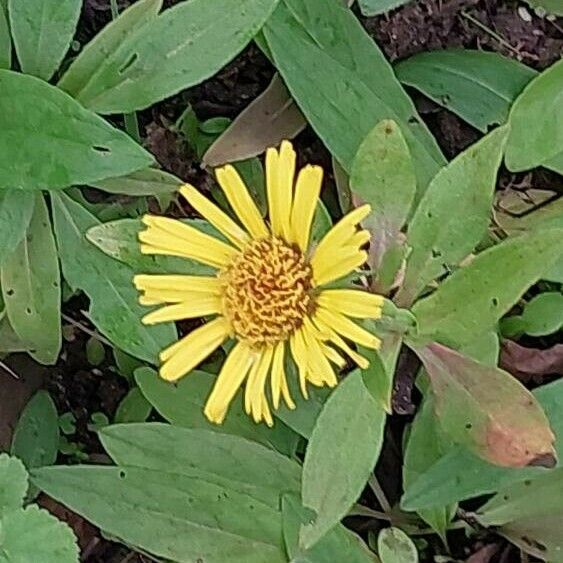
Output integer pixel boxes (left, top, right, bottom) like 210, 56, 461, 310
5, 1, 562, 561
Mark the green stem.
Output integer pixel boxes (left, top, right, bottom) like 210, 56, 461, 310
109, 0, 119, 18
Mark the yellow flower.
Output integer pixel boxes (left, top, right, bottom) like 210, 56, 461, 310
134, 141, 383, 426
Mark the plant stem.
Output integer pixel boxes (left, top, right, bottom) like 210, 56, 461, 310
109, 0, 119, 18
460, 11, 521, 56
368, 474, 391, 512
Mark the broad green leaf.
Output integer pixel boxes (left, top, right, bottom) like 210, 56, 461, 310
401, 379, 563, 511
395, 50, 537, 133
114, 387, 152, 423
525, 0, 563, 15
0, 191, 34, 267
8, 0, 80, 81
377, 528, 418, 563
518, 292, 563, 336
415, 343, 555, 468
76, 0, 280, 113
403, 396, 455, 539
396, 126, 508, 306
85, 218, 214, 276
11, 391, 59, 474
0, 316, 26, 353
0, 0, 10, 69
32, 465, 286, 563
51, 192, 176, 364
89, 167, 181, 196
263, 0, 444, 189
100, 422, 301, 508
358, 0, 412, 15
1, 194, 61, 364
0, 71, 153, 190
350, 120, 415, 272
282, 494, 379, 563
301, 372, 386, 548
58, 0, 163, 96
135, 367, 299, 456
460, 331, 499, 366
0, 505, 79, 562
412, 229, 563, 346
0, 454, 27, 515
506, 58, 563, 171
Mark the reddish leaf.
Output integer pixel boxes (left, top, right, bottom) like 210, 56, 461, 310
414, 342, 556, 468
500, 340, 563, 382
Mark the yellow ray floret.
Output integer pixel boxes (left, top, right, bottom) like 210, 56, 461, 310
134, 140, 384, 426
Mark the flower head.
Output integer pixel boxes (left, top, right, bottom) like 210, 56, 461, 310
134, 141, 383, 425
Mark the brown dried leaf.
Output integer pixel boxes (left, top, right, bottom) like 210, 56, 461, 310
500, 340, 563, 382
415, 342, 556, 468
202, 73, 306, 167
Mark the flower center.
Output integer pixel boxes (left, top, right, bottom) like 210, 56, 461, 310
220, 236, 314, 347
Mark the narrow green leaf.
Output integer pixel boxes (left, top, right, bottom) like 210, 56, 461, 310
401, 378, 563, 511
0, 454, 27, 515
301, 372, 386, 548
0, 190, 34, 267
1, 194, 61, 364
350, 120, 415, 272
76, 0, 280, 113
0, 505, 79, 562
414, 343, 555, 468
51, 192, 176, 364
378, 528, 418, 563
396, 125, 508, 306
263, 0, 444, 189
0, 70, 153, 190
0, 0, 10, 69
114, 387, 152, 423
506, 58, 563, 171
58, 0, 163, 96
412, 229, 563, 346
89, 167, 181, 196
100, 422, 301, 509
8, 0, 80, 81
135, 367, 299, 456
358, 0, 412, 15
395, 50, 536, 133
32, 465, 286, 563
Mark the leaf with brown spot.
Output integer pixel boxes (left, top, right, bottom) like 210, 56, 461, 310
413, 342, 556, 468
203, 73, 306, 167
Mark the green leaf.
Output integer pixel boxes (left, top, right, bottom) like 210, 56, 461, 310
414, 343, 555, 468
525, 0, 563, 15
1, 194, 61, 364
10, 391, 59, 473
0, 0, 10, 69
0, 505, 79, 562
0, 190, 34, 267
396, 125, 508, 306
100, 422, 301, 509
412, 229, 563, 346
0, 71, 153, 190
519, 292, 563, 336
350, 120, 415, 272
401, 378, 563, 511
114, 387, 152, 423
395, 50, 537, 133
135, 367, 299, 456
85, 336, 105, 366
300, 372, 386, 548
51, 192, 176, 364
377, 528, 418, 563
403, 396, 455, 539
282, 494, 379, 563
358, 0, 412, 15
8, 0, 80, 81
32, 465, 286, 563
85, 218, 214, 276
506, 58, 563, 171
58, 0, 163, 96
76, 0, 280, 113
0, 454, 27, 515
263, 0, 444, 189
0, 317, 26, 353
88, 167, 182, 197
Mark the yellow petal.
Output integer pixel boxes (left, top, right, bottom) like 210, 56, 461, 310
301, 321, 338, 387
179, 184, 249, 249
317, 289, 383, 319
315, 306, 381, 350
204, 343, 255, 425
244, 346, 274, 424
270, 342, 285, 410
159, 317, 230, 381
313, 250, 368, 286
134, 275, 222, 305
320, 343, 347, 368
142, 296, 221, 325
289, 164, 323, 250
266, 142, 296, 238
290, 329, 309, 399
215, 165, 269, 239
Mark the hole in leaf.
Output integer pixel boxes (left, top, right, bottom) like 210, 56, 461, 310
25, 307, 32, 315
119, 52, 139, 74
408, 116, 419, 124
492, 297, 499, 307
119, 470, 126, 479
6, 289, 14, 296
92, 145, 111, 154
